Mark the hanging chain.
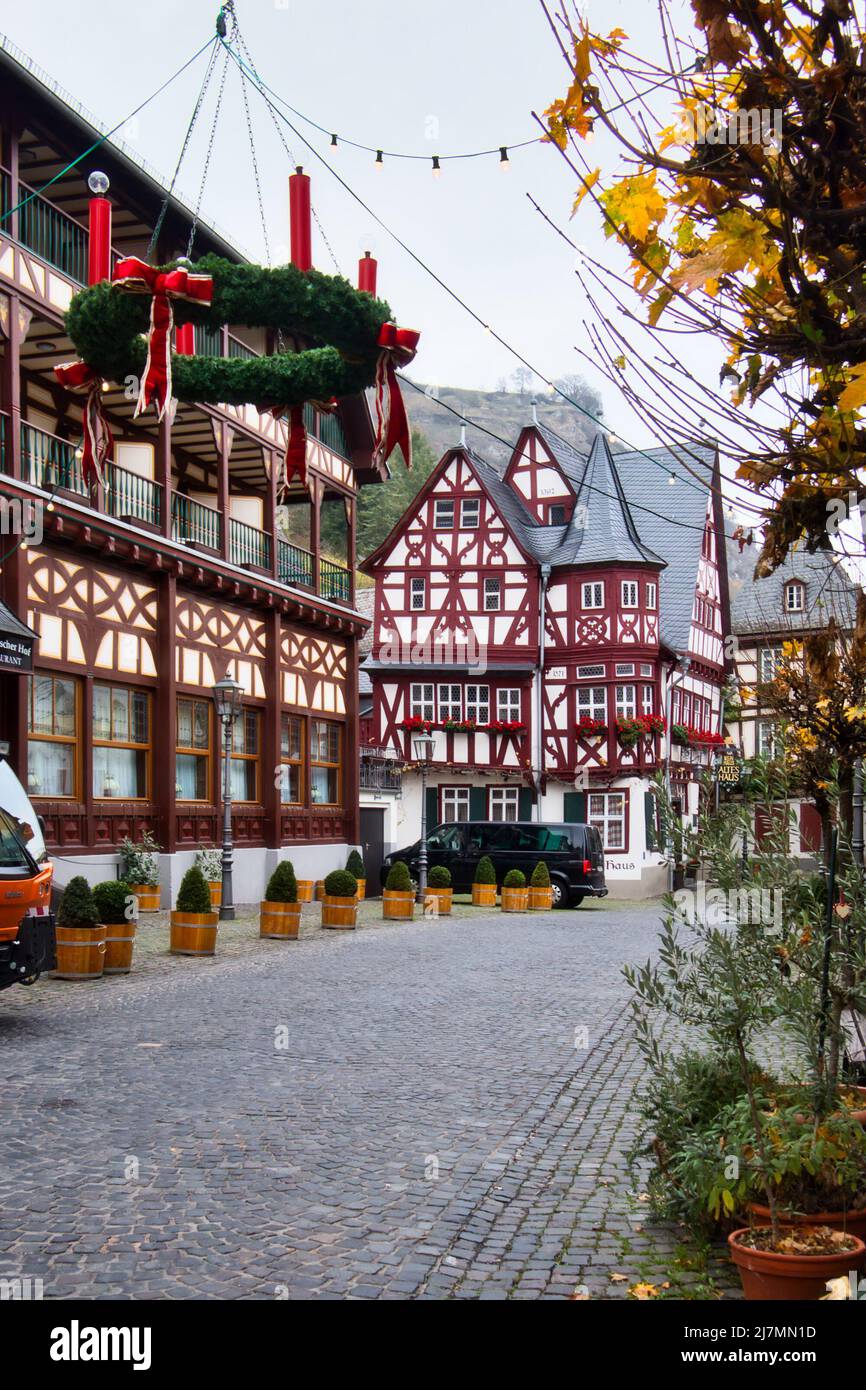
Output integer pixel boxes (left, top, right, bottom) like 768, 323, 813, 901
237, 61, 271, 266
186, 43, 231, 260
147, 37, 221, 262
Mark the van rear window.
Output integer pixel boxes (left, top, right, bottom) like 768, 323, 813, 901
512, 825, 571, 852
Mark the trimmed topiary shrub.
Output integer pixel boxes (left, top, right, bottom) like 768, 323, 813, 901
93, 880, 133, 925
346, 849, 366, 879
503, 868, 526, 888
57, 875, 98, 929
474, 855, 496, 886
324, 869, 357, 897
266, 860, 298, 903
427, 865, 452, 888
176, 866, 212, 915
530, 861, 551, 888
385, 860, 413, 892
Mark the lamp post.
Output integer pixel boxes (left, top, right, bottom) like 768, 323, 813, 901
412, 730, 436, 905
213, 676, 243, 921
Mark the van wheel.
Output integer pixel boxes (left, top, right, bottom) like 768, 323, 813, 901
551, 878, 570, 909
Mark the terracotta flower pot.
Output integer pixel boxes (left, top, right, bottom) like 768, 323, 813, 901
472, 883, 496, 907
527, 886, 553, 910
321, 894, 357, 930
207, 880, 221, 909
131, 883, 160, 913
170, 911, 218, 956
424, 886, 452, 916
259, 900, 301, 940
383, 889, 415, 920
501, 886, 529, 912
748, 1202, 866, 1242
296, 880, 314, 903
728, 1226, 866, 1300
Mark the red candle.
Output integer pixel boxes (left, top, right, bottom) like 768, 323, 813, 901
175, 323, 195, 356
87, 197, 112, 285
358, 251, 378, 295
289, 166, 312, 271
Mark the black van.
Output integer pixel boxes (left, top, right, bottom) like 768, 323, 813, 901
380, 821, 607, 908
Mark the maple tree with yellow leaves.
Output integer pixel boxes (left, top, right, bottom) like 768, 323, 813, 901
540, 0, 866, 575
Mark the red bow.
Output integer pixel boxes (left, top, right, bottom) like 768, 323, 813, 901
54, 360, 114, 488
112, 257, 213, 420
374, 323, 420, 470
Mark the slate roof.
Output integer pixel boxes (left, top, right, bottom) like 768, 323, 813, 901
727, 543, 860, 637
0, 599, 36, 641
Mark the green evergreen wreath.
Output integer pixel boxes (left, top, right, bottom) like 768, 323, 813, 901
64, 255, 395, 408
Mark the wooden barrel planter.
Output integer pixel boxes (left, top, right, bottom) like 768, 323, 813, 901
131, 883, 160, 913
321, 894, 358, 930
528, 886, 554, 911
170, 912, 218, 956
296, 879, 314, 903
355, 878, 366, 901
501, 886, 529, 912
260, 901, 302, 940
383, 889, 415, 920
207, 880, 222, 909
424, 886, 452, 915
55, 925, 107, 981
472, 883, 497, 907
315, 881, 326, 902
103, 920, 137, 974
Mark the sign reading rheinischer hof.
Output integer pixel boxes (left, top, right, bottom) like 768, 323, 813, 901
0, 602, 36, 673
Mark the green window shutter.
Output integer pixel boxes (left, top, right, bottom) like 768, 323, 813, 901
644, 789, 658, 851
518, 787, 534, 821
563, 791, 586, 823
426, 786, 439, 828
469, 787, 487, 820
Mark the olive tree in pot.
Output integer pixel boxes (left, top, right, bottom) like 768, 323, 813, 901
119, 832, 161, 912
195, 847, 223, 910
93, 879, 137, 975
346, 850, 366, 901
321, 869, 358, 930
383, 860, 415, 920
528, 861, 553, 911
261, 860, 301, 941
472, 855, 497, 907
500, 868, 528, 913
170, 866, 218, 957
425, 864, 452, 916
55, 876, 105, 981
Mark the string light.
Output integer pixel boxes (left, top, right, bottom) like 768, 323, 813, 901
499, 146, 510, 170
668, 472, 677, 485
329, 133, 338, 149
374, 149, 384, 171
432, 156, 441, 179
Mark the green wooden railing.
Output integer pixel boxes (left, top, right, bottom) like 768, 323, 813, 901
230, 516, 271, 569
227, 333, 258, 361
320, 557, 352, 603
1, 166, 89, 284
194, 324, 223, 358
20, 421, 88, 495
278, 538, 314, 589
172, 494, 221, 550
103, 461, 161, 528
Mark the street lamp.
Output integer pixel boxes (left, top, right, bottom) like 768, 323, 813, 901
412, 730, 436, 905
213, 676, 243, 920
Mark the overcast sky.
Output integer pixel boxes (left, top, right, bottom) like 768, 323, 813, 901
3, 0, 700, 449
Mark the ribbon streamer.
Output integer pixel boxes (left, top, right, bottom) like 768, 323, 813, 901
112, 257, 213, 420
373, 323, 420, 470
53, 360, 114, 488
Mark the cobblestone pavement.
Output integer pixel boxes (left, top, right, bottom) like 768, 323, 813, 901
0, 898, 740, 1300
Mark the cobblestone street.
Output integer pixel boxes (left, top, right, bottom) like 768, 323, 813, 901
0, 900, 739, 1300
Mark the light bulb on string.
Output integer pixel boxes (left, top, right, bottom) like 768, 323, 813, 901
499, 146, 510, 170
432, 156, 441, 179
668, 472, 677, 486
329, 134, 338, 151
375, 150, 384, 171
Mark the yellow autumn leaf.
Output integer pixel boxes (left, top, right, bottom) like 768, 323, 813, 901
629, 1282, 660, 1300
838, 363, 866, 411
572, 169, 600, 214
600, 173, 667, 244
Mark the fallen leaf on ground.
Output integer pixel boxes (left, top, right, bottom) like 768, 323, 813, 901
629, 1282, 660, 1300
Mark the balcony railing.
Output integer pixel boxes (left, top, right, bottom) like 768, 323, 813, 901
320, 557, 352, 603
230, 516, 271, 570
172, 494, 221, 551
278, 538, 314, 589
1, 166, 90, 285
360, 760, 403, 792
104, 460, 162, 528
20, 420, 88, 496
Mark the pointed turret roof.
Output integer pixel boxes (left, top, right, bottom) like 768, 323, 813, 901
549, 432, 665, 569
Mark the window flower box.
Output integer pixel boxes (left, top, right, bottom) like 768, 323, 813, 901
485, 720, 526, 734
400, 716, 433, 733
576, 717, 608, 736
442, 719, 478, 733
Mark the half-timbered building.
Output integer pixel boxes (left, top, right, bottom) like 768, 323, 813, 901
362, 418, 730, 896
0, 40, 377, 901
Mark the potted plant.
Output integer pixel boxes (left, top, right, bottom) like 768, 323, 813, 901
528, 861, 553, 910
472, 855, 497, 907
346, 849, 366, 901
93, 879, 137, 974
260, 860, 301, 941
55, 876, 106, 981
119, 832, 161, 912
321, 868, 358, 930
383, 860, 415, 920
295, 877, 315, 903
426, 864, 452, 915
501, 868, 528, 912
195, 847, 223, 910
170, 866, 218, 956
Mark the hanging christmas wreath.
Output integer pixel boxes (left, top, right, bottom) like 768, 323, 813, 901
60, 253, 419, 487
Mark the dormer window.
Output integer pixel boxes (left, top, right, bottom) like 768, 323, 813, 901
785, 581, 804, 613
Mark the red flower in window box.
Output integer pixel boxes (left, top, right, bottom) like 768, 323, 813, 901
486, 720, 526, 734
576, 716, 608, 736
442, 718, 477, 732
400, 715, 433, 733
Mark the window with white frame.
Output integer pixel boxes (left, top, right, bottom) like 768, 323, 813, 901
760, 645, 782, 682
434, 498, 454, 529
466, 684, 490, 723
582, 581, 604, 609
785, 581, 804, 612
410, 577, 426, 610
460, 497, 480, 528
497, 688, 522, 722
642, 685, 654, 715
589, 791, 626, 850
410, 683, 435, 720
441, 786, 470, 822
438, 685, 462, 721
758, 720, 777, 757
577, 686, 607, 721
577, 663, 606, 678
615, 663, 634, 676
489, 787, 519, 822
621, 580, 638, 608
682, 693, 692, 725
672, 689, 681, 723
484, 577, 501, 611
646, 582, 657, 609
640, 663, 653, 677
615, 684, 636, 717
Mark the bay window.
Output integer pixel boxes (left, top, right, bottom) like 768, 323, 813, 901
577, 686, 607, 722
176, 697, 211, 802
280, 713, 304, 804
27, 672, 77, 798
93, 683, 150, 798
311, 720, 342, 805
615, 684, 636, 718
